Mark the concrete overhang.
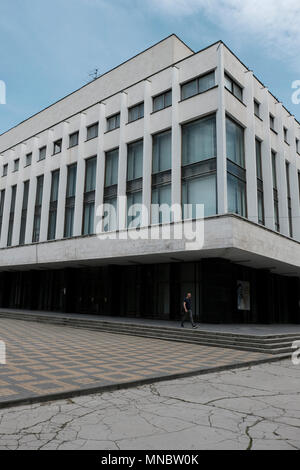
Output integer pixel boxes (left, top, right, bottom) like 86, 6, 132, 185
0, 214, 299, 277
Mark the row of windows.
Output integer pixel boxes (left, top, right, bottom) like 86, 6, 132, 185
1, 113, 299, 246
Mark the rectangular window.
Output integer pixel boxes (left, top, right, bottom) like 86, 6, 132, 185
255, 138, 263, 180
7, 185, 17, 246
286, 161, 293, 237
181, 71, 215, 101
25, 152, 32, 166
153, 90, 172, 112
128, 102, 144, 123
69, 131, 79, 148
127, 140, 143, 227
107, 113, 120, 132
82, 156, 97, 235
296, 138, 300, 154
19, 180, 29, 245
226, 117, 245, 167
0, 189, 5, 240
224, 73, 243, 101
127, 140, 143, 181
38, 146, 46, 161
152, 130, 172, 224
64, 163, 77, 238
153, 130, 171, 174
13, 159, 19, 172
254, 100, 260, 118
271, 151, 280, 232
182, 173, 216, 219
47, 170, 60, 240
182, 115, 216, 165
270, 114, 275, 132
103, 149, 119, 232
2, 164, 8, 177
32, 175, 44, 243
53, 139, 62, 155
284, 127, 288, 144
227, 173, 247, 217
86, 123, 98, 141
271, 151, 277, 189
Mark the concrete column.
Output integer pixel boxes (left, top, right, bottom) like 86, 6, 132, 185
39, 129, 54, 242
244, 71, 257, 223
95, 103, 106, 234
55, 121, 69, 239
260, 87, 274, 230
216, 43, 227, 214
276, 103, 289, 236
118, 92, 128, 231
142, 79, 152, 227
171, 66, 181, 220
73, 112, 87, 236
288, 116, 300, 240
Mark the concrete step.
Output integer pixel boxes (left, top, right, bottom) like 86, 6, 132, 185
0, 311, 298, 355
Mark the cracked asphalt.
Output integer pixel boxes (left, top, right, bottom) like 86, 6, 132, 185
0, 359, 299, 450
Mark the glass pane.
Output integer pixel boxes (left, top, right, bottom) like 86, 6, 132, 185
50, 170, 60, 202
225, 75, 232, 92
127, 141, 143, 181
153, 94, 164, 112
233, 83, 243, 101
255, 140, 262, 180
182, 115, 216, 165
226, 118, 245, 167
151, 184, 171, 224
103, 197, 118, 232
69, 132, 78, 147
66, 164, 77, 197
127, 191, 142, 228
152, 131, 171, 174
64, 207, 74, 238
227, 173, 247, 217
182, 174, 216, 218
87, 124, 98, 140
165, 90, 172, 107
83, 202, 95, 235
257, 191, 264, 225
181, 79, 197, 100
85, 157, 97, 192
198, 72, 215, 93
105, 149, 119, 187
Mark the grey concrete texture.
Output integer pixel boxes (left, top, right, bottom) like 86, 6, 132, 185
0, 359, 299, 450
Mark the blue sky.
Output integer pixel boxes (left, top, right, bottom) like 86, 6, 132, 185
1, 0, 300, 134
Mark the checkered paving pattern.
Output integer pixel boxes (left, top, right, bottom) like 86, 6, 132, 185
0, 318, 273, 405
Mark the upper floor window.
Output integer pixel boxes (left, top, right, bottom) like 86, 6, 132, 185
38, 146, 46, 161
152, 130, 171, 174
182, 115, 216, 166
2, 163, 8, 177
226, 117, 245, 167
53, 139, 62, 155
270, 114, 276, 132
107, 113, 120, 132
254, 100, 260, 118
128, 102, 144, 123
25, 152, 32, 166
224, 73, 243, 102
181, 71, 215, 101
69, 131, 79, 148
87, 123, 98, 141
127, 140, 143, 181
296, 138, 300, 154
255, 139, 263, 180
283, 126, 288, 144
153, 90, 172, 112
13, 159, 19, 172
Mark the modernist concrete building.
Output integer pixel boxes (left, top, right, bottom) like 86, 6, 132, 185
0, 34, 300, 323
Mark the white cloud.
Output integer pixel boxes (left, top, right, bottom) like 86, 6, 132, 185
149, 0, 300, 68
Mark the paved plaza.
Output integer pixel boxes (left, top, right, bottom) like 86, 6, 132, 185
0, 318, 277, 407
0, 359, 299, 450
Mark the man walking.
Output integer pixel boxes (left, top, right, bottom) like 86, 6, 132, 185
181, 292, 197, 328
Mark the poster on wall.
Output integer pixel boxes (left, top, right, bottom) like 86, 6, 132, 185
237, 281, 250, 311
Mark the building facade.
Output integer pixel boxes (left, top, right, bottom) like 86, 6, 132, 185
0, 34, 300, 323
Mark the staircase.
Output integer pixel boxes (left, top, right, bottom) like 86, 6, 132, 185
0, 310, 298, 355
